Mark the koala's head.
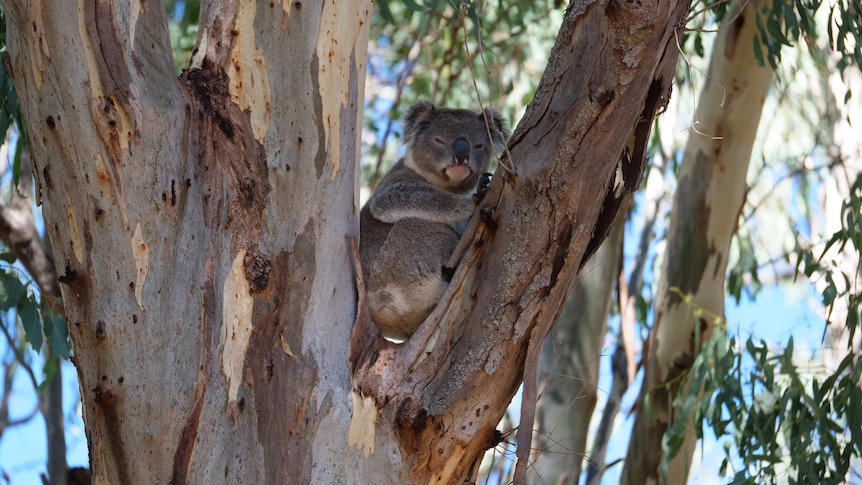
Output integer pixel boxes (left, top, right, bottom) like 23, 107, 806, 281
402, 101, 508, 193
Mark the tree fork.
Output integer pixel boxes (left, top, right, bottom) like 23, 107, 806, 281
351, 1, 691, 482
4, 0, 691, 483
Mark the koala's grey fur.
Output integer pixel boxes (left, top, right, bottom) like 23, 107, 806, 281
360, 101, 507, 341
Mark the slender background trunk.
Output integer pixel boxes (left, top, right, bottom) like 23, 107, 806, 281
529, 220, 622, 484
0, 147, 67, 485
622, 0, 774, 481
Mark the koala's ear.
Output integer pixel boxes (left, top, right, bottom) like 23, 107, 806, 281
482, 108, 509, 143
402, 101, 435, 144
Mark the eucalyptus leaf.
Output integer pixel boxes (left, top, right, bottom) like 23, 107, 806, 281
44, 311, 71, 359
19, 297, 41, 353
38, 355, 58, 393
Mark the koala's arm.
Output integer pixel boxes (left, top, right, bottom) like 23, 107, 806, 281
368, 181, 475, 224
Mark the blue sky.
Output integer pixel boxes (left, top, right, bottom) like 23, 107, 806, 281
0, 358, 88, 484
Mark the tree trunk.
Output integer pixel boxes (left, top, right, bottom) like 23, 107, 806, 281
529, 219, 622, 484
621, 1, 774, 482
4, 1, 371, 482
3, 0, 690, 482
350, 1, 690, 482
587, 150, 668, 485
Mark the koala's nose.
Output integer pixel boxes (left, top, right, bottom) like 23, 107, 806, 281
452, 138, 471, 165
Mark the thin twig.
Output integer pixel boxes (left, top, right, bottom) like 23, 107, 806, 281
0, 317, 38, 390
458, 2, 517, 176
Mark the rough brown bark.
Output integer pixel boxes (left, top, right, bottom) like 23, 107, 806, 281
350, 1, 690, 482
622, 1, 774, 482
4, 0, 689, 483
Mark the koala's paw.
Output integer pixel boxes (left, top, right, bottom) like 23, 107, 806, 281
473, 172, 493, 203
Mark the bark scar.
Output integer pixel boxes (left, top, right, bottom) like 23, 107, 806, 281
171, 383, 206, 484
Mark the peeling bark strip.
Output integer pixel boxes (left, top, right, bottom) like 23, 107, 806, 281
170, 386, 205, 485
81, 0, 138, 157
351, 1, 691, 482
348, 391, 377, 457
221, 249, 254, 402
228, 1, 271, 142
130, 223, 148, 311
316, 0, 369, 179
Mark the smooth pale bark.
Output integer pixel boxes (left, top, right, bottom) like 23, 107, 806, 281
4, 0, 690, 483
4, 1, 370, 482
621, 1, 774, 483
529, 219, 622, 485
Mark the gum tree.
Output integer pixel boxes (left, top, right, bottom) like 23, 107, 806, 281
2, 0, 690, 482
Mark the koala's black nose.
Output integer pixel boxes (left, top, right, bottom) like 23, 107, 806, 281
452, 138, 471, 165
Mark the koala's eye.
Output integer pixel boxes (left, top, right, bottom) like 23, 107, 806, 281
474, 143, 485, 149
434, 137, 446, 146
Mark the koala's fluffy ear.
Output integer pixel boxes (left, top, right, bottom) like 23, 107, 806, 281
403, 101, 435, 145
481, 108, 509, 149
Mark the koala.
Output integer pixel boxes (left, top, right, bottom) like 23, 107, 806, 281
359, 101, 507, 341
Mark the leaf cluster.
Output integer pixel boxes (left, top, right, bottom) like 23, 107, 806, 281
363, 0, 564, 187
753, 0, 862, 78
0, 258, 70, 391
721, 337, 861, 484
0, 8, 27, 190
796, 173, 862, 345
661, 313, 862, 484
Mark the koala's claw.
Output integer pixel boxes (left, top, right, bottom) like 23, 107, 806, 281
473, 172, 493, 203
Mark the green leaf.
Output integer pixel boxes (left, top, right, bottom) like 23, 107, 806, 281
0, 252, 17, 264
753, 34, 765, 67
766, 16, 790, 46
694, 33, 704, 58
377, 0, 394, 23
44, 311, 71, 359
848, 386, 862, 455
728, 270, 743, 303
0, 273, 26, 311
643, 388, 656, 424
38, 355, 58, 393
12, 126, 26, 193
402, 0, 431, 12
19, 297, 42, 353
822, 274, 837, 307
